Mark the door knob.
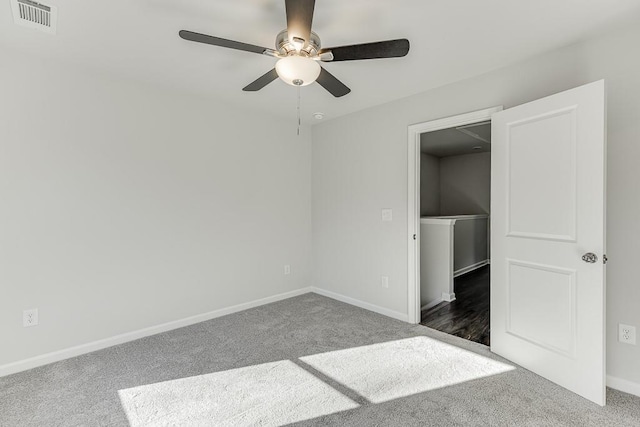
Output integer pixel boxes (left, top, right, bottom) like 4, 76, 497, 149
582, 253, 598, 263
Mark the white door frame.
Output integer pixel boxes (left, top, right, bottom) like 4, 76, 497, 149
406, 106, 503, 324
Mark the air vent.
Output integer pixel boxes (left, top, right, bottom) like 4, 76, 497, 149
11, 0, 57, 34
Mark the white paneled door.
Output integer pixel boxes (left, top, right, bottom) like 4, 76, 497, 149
491, 81, 606, 405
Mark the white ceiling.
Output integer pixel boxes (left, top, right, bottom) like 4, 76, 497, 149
421, 123, 491, 158
2, 0, 640, 124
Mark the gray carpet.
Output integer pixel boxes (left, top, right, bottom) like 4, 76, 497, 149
1, 293, 639, 426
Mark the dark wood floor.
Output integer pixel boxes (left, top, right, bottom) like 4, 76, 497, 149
420, 265, 490, 346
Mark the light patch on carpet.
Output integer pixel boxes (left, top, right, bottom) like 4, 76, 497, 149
118, 360, 358, 426
300, 336, 515, 403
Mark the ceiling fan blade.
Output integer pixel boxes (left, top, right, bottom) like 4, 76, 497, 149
179, 30, 271, 55
316, 67, 351, 98
319, 39, 410, 62
242, 69, 279, 92
285, 0, 315, 46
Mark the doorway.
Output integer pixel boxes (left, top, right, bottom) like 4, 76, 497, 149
410, 114, 491, 346
408, 106, 502, 328
418, 121, 492, 346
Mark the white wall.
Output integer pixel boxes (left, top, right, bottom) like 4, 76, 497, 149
440, 152, 491, 215
0, 50, 312, 367
420, 153, 440, 216
312, 22, 640, 386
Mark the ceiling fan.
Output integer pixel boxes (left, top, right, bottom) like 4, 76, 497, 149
179, 0, 410, 97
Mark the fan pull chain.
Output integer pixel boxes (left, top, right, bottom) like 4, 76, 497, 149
297, 85, 301, 136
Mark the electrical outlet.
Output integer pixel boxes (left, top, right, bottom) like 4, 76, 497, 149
381, 276, 389, 288
619, 324, 636, 345
381, 209, 393, 222
284, 265, 291, 275
23, 309, 38, 327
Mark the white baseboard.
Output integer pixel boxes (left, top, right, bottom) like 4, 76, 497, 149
454, 260, 489, 278
5, 285, 635, 401
421, 298, 445, 312
311, 287, 409, 322
607, 375, 640, 398
0, 287, 313, 378
441, 292, 456, 302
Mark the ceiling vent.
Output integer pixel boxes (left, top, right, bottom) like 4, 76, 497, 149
11, 0, 57, 34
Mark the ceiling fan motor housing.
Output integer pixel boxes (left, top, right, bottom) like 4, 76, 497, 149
276, 29, 321, 57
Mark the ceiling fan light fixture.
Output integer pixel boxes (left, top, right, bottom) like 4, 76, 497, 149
275, 56, 320, 86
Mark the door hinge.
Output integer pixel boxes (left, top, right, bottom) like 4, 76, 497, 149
413, 234, 416, 240
603, 254, 608, 264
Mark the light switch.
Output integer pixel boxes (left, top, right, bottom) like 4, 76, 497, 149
381, 276, 389, 288
381, 209, 393, 222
